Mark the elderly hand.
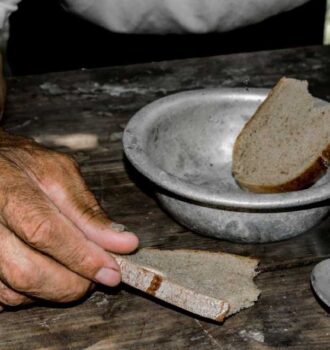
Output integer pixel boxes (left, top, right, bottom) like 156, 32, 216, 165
0, 129, 138, 309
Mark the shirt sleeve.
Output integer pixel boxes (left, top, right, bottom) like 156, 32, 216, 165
63, 0, 310, 34
0, 0, 21, 53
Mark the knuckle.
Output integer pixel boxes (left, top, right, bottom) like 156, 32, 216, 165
25, 218, 54, 249
0, 288, 28, 306
81, 203, 104, 222
38, 151, 79, 182
69, 249, 100, 277
78, 253, 95, 271
5, 261, 39, 293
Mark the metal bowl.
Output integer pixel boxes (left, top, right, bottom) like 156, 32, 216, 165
123, 88, 330, 243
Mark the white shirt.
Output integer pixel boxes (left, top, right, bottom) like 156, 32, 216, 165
63, 0, 310, 34
0, 0, 310, 47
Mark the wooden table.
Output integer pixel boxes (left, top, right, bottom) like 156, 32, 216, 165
1, 45, 330, 349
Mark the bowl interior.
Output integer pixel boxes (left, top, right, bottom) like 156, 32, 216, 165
146, 92, 264, 194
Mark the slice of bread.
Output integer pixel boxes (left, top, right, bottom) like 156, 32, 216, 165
232, 77, 330, 193
112, 249, 260, 321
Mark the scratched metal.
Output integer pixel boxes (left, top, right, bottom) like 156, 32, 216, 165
123, 88, 330, 243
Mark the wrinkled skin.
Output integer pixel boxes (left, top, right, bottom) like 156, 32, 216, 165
0, 98, 138, 309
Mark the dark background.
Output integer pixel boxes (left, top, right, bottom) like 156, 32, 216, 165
7, 0, 327, 75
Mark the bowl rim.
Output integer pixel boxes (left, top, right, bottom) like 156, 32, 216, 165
123, 87, 330, 210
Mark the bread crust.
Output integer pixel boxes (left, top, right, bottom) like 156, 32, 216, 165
232, 77, 329, 193
235, 152, 328, 193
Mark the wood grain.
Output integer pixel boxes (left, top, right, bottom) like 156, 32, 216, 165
1, 46, 330, 349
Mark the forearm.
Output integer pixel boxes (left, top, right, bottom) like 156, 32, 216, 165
0, 53, 5, 117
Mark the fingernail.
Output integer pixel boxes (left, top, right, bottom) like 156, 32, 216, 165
110, 222, 126, 233
95, 268, 121, 287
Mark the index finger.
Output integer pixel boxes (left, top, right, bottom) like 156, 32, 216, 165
35, 155, 139, 253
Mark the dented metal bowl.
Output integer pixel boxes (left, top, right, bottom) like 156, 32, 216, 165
123, 88, 330, 243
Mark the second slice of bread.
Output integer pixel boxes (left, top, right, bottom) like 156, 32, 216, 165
232, 77, 330, 193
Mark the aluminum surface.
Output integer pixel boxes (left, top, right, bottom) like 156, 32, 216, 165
311, 259, 330, 307
123, 88, 330, 242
